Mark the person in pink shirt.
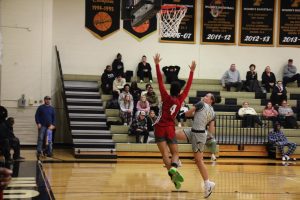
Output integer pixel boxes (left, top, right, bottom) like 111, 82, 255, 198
136, 95, 150, 116
262, 102, 279, 126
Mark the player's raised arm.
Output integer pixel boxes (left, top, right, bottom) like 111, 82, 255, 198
153, 53, 168, 98
179, 61, 196, 101
184, 106, 196, 117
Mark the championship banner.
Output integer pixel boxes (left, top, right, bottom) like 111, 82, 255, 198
239, 0, 275, 46
278, 0, 300, 47
159, 0, 196, 43
123, 17, 157, 41
85, 0, 120, 39
201, 0, 237, 45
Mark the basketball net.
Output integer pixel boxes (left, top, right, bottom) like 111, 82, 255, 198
159, 5, 187, 38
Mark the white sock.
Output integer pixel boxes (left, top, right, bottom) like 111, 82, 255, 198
204, 180, 210, 186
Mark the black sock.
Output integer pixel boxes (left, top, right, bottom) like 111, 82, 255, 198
171, 162, 178, 168
168, 171, 172, 179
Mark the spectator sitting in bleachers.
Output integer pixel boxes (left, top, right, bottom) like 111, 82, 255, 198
112, 53, 124, 77
278, 100, 299, 129
137, 55, 153, 83
262, 102, 278, 126
0, 106, 8, 121
238, 102, 264, 128
105, 91, 120, 109
0, 120, 11, 162
221, 64, 243, 92
206, 133, 217, 161
101, 65, 115, 94
120, 94, 133, 126
129, 111, 149, 143
5, 117, 24, 160
261, 66, 276, 93
162, 65, 186, 88
118, 84, 133, 103
245, 64, 261, 92
268, 122, 297, 161
130, 81, 142, 115
283, 59, 300, 87
145, 86, 159, 115
270, 81, 287, 106
176, 101, 189, 127
130, 81, 142, 106
146, 110, 157, 143
113, 74, 126, 94
141, 83, 151, 96
136, 95, 150, 116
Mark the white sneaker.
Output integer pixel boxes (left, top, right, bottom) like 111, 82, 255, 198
211, 154, 217, 161
178, 160, 182, 168
150, 80, 153, 83
124, 123, 127, 126
140, 80, 144, 83
204, 181, 215, 198
282, 156, 286, 161
285, 155, 290, 161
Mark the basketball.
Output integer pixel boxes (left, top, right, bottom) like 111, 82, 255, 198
132, 20, 150, 33
93, 12, 112, 32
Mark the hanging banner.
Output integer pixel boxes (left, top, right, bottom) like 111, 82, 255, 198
123, 17, 157, 41
85, 0, 120, 39
159, 0, 196, 44
278, 0, 300, 47
201, 0, 237, 45
239, 0, 275, 46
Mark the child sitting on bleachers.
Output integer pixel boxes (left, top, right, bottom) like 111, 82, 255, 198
268, 122, 297, 161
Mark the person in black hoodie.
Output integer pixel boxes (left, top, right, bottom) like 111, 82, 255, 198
130, 81, 142, 115
101, 65, 115, 94
0, 106, 11, 162
162, 65, 186, 88
137, 55, 153, 83
112, 53, 124, 76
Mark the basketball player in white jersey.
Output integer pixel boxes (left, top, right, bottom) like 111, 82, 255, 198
176, 93, 221, 198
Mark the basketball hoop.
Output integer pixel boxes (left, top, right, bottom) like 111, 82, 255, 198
159, 4, 187, 38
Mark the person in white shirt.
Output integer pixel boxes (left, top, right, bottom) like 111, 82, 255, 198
238, 102, 264, 127
113, 74, 126, 94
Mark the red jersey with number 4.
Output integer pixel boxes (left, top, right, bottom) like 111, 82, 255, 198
154, 64, 194, 127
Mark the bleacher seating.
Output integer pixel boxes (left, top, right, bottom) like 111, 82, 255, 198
65, 74, 300, 159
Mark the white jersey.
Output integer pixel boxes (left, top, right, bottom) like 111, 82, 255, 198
192, 101, 215, 131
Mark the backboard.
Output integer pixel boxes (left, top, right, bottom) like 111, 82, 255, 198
122, 0, 161, 27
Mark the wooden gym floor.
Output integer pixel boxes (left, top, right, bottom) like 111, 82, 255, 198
10, 149, 300, 200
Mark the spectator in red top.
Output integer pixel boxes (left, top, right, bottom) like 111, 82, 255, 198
262, 102, 279, 126
153, 53, 195, 190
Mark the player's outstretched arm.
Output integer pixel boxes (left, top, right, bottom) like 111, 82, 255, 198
153, 54, 168, 98
179, 61, 196, 100
184, 106, 196, 117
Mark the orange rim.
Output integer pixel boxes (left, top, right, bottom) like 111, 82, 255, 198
160, 4, 187, 14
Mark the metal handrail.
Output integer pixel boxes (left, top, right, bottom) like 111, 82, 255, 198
215, 114, 271, 145
55, 45, 71, 135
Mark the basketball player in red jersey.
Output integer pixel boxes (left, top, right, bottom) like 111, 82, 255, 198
153, 54, 195, 189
